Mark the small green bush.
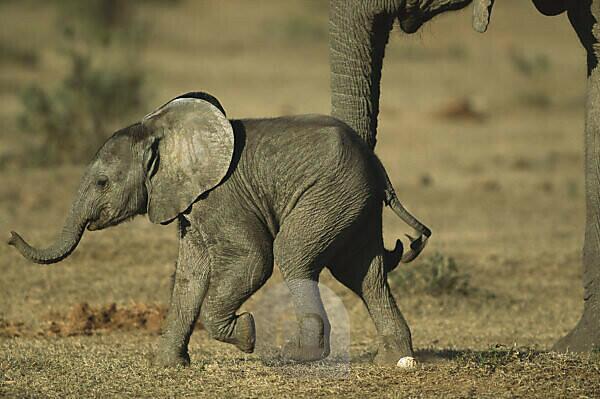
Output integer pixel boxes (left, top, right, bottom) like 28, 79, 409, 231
459, 346, 539, 374
55, 0, 147, 46
515, 90, 552, 109
17, 0, 154, 165
19, 51, 144, 165
389, 251, 471, 296
508, 48, 551, 77
0, 42, 38, 68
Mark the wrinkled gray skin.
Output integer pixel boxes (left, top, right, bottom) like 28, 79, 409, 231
329, 0, 599, 352
9, 92, 431, 366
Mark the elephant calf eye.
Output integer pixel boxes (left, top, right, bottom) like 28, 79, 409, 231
96, 176, 108, 188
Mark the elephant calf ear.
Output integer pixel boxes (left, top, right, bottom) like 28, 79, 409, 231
141, 96, 234, 224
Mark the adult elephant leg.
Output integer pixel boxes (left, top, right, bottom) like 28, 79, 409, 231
554, 1, 600, 352
153, 220, 210, 367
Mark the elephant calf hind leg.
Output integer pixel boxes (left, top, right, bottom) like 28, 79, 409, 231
330, 250, 414, 365
279, 280, 330, 363
364, 259, 414, 364
273, 247, 332, 362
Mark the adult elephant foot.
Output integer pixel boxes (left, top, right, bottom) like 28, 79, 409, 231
373, 335, 414, 366
553, 308, 600, 352
281, 313, 330, 362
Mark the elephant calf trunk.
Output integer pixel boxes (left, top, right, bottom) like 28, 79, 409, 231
8, 190, 91, 265
8, 220, 87, 265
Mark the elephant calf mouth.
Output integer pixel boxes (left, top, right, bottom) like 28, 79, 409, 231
88, 214, 137, 231
87, 222, 101, 231
87, 215, 113, 231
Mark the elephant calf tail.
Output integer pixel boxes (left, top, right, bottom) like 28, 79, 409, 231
375, 156, 431, 272
383, 239, 404, 272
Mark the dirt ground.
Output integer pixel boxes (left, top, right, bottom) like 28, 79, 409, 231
1, 1, 599, 397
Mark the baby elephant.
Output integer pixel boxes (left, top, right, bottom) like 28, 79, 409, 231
9, 92, 431, 367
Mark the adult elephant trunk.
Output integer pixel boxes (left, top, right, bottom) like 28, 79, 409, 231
8, 197, 89, 265
329, 0, 492, 150
329, 2, 393, 149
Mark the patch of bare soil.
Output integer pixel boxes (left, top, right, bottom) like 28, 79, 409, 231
1, 303, 169, 337
0, 319, 25, 338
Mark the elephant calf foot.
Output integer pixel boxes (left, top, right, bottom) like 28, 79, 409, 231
208, 312, 256, 353
373, 335, 414, 366
231, 312, 256, 353
282, 340, 329, 363
150, 349, 191, 368
282, 313, 329, 362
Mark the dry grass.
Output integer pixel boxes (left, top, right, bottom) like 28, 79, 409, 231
1, 338, 598, 398
1, 0, 598, 397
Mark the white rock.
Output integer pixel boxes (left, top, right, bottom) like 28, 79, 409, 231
396, 356, 417, 369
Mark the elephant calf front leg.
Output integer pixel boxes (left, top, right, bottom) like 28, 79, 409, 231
153, 231, 209, 367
